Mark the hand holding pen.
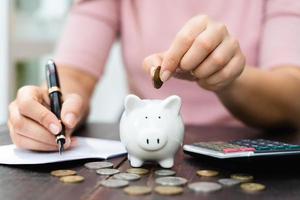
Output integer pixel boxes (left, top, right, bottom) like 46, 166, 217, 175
7, 60, 84, 152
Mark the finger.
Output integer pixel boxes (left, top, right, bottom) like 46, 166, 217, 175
192, 36, 237, 79
143, 53, 163, 77
61, 93, 84, 129
16, 86, 61, 135
9, 102, 72, 147
13, 133, 62, 151
205, 52, 245, 86
161, 15, 209, 81
180, 23, 227, 71
172, 68, 197, 81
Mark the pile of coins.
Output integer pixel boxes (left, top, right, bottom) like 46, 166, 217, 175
51, 169, 84, 184
50, 161, 266, 195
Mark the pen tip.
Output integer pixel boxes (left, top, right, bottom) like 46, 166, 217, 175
58, 141, 64, 155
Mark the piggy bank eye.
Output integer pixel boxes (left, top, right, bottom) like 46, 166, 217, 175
158, 116, 161, 119
145, 116, 148, 119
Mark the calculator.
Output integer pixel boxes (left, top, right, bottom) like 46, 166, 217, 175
183, 139, 300, 159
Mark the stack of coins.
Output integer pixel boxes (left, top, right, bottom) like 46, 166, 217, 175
51, 169, 85, 184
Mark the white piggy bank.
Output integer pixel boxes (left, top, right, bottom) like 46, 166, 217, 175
120, 94, 185, 168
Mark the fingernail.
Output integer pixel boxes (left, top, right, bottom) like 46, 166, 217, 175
150, 66, 156, 77
49, 123, 60, 135
161, 70, 171, 82
65, 113, 76, 127
64, 137, 72, 149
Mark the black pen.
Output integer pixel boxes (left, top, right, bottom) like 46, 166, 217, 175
46, 59, 66, 155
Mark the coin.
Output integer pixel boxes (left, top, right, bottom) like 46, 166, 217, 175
218, 178, 241, 186
59, 175, 84, 183
51, 169, 77, 177
84, 161, 113, 170
231, 173, 254, 182
113, 173, 141, 181
101, 179, 129, 188
197, 170, 219, 177
126, 168, 149, 175
123, 186, 152, 195
154, 186, 183, 195
155, 176, 188, 186
96, 168, 120, 176
240, 183, 266, 192
155, 169, 176, 176
188, 182, 222, 193
153, 66, 163, 89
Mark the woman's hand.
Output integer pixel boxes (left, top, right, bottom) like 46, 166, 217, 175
8, 85, 84, 151
144, 15, 246, 91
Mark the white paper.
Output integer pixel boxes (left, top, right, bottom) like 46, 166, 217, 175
0, 137, 127, 165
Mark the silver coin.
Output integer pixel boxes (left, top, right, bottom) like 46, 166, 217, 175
155, 176, 188, 186
100, 179, 129, 188
113, 173, 141, 181
155, 169, 176, 176
188, 182, 222, 193
84, 161, 113, 169
218, 178, 241, 186
96, 168, 120, 176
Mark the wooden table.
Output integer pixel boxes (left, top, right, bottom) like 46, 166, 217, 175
1, 123, 300, 200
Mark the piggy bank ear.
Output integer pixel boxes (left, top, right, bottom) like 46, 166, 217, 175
161, 95, 181, 115
124, 94, 142, 113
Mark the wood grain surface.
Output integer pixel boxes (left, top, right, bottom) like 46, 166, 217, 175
1, 123, 300, 200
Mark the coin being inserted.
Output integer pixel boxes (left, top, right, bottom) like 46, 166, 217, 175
153, 66, 163, 89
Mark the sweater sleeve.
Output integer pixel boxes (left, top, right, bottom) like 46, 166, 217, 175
259, 0, 300, 69
54, 0, 120, 78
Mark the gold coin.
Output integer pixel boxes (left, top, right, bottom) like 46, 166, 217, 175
231, 174, 254, 182
126, 168, 149, 175
123, 186, 152, 195
51, 170, 77, 177
59, 175, 84, 183
153, 66, 163, 89
240, 183, 266, 192
197, 170, 219, 177
154, 186, 183, 195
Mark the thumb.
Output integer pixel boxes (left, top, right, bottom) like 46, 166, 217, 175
143, 53, 163, 77
61, 93, 84, 129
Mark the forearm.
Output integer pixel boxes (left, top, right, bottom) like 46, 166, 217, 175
216, 65, 300, 130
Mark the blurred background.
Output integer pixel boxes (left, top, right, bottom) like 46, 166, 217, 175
0, 0, 128, 124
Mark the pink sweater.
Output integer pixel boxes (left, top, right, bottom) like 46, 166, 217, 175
55, 0, 300, 125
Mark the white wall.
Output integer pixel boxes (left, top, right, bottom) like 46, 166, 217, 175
0, 0, 11, 124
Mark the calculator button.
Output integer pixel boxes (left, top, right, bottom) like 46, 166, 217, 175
239, 148, 256, 152
287, 145, 300, 150
223, 148, 240, 153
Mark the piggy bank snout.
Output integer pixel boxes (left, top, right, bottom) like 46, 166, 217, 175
137, 130, 167, 151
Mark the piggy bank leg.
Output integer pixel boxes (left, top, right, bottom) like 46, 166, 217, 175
159, 158, 174, 168
128, 155, 143, 167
